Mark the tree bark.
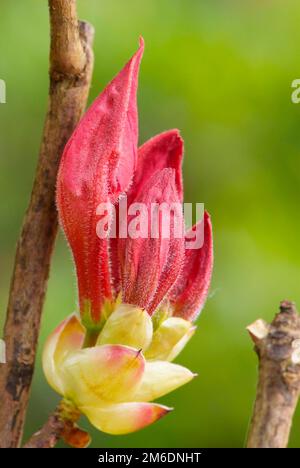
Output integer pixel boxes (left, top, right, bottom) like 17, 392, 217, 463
246, 300, 300, 448
0, 0, 94, 448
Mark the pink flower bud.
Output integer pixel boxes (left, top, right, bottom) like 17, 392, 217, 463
56, 37, 213, 332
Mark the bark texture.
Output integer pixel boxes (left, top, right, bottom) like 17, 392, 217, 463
246, 301, 300, 448
0, 0, 94, 448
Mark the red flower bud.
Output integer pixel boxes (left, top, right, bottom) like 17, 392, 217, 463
56, 38, 213, 328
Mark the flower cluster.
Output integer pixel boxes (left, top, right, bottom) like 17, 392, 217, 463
43, 38, 213, 435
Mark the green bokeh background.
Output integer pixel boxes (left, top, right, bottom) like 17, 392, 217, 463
1, 0, 300, 448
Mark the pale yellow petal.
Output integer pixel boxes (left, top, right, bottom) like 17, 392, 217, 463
61, 345, 145, 407
167, 326, 196, 361
42, 314, 85, 395
80, 402, 171, 435
97, 304, 153, 351
134, 360, 195, 402
145, 317, 195, 361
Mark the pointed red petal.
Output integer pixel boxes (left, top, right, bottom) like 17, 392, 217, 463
131, 129, 184, 202
56, 39, 144, 325
170, 211, 213, 321
121, 168, 184, 314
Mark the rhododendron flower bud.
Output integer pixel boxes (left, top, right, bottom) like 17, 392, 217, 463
45, 39, 214, 437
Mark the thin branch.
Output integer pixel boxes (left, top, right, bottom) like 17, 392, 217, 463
23, 400, 90, 449
0, 0, 94, 448
23, 406, 67, 449
246, 300, 300, 448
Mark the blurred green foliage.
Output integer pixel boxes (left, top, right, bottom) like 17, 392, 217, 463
1, 0, 300, 448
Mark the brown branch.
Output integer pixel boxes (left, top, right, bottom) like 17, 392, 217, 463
246, 300, 300, 448
23, 406, 68, 449
0, 0, 94, 448
23, 400, 90, 449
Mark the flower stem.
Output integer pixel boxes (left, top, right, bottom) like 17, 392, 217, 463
83, 329, 99, 348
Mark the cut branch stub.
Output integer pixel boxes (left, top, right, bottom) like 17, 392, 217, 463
246, 300, 300, 448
